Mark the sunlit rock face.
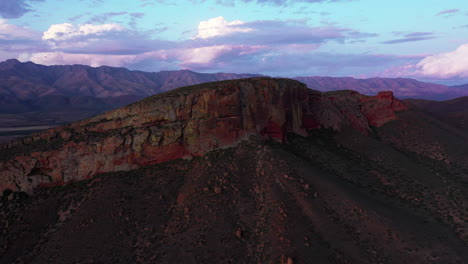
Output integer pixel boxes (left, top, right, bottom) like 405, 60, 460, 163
0, 78, 406, 194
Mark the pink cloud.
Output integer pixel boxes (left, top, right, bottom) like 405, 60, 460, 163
18, 50, 169, 68
176, 45, 265, 68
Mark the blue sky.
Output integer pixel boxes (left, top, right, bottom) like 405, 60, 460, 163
1, 0, 467, 84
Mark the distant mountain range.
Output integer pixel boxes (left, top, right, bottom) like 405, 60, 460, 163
0, 59, 260, 129
294, 76, 468, 100
0, 59, 261, 100
0, 59, 467, 132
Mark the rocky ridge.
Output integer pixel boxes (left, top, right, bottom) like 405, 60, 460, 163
295, 76, 468, 100
0, 78, 406, 194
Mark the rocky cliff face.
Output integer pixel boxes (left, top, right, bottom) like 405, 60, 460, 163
0, 78, 406, 194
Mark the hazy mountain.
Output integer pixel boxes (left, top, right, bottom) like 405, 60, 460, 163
0, 59, 261, 99
1, 78, 467, 263
294, 76, 468, 100
0, 59, 260, 139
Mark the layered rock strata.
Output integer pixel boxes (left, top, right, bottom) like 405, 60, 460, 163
0, 78, 406, 193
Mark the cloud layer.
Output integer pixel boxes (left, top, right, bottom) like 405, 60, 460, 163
2, 16, 379, 75
1, 12, 465, 82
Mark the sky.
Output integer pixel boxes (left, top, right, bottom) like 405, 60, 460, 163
0, 0, 467, 84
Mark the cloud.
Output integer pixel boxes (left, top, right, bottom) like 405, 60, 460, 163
413, 44, 468, 79
382, 32, 435, 44
402, 32, 433, 38
163, 42, 416, 77
43, 23, 125, 42
19, 52, 137, 67
0, 20, 171, 65
6, 16, 379, 78
436, 9, 459, 16
236, 20, 346, 44
18, 49, 174, 68
140, 0, 175, 7
0, 19, 40, 40
85, 12, 146, 28
228, 52, 419, 77
0, 19, 45, 61
177, 45, 265, 69
382, 37, 435, 44
178, 17, 377, 74
215, 0, 353, 5
382, 44, 468, 79
18, 52, 171, 67
87, 12, 128, 24
195, 18, 376, 47
0, 0, 43, 19
194, 17, 253, 39
130, 12, 145, 18
39, 22, 174, 56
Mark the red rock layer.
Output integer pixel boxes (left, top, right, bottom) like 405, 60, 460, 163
0, 78, 406, 193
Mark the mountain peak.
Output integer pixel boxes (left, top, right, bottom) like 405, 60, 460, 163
4, 58, 20, 63
0, 58, 21, 69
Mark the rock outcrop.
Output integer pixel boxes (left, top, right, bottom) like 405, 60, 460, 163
0, 78, 406, 193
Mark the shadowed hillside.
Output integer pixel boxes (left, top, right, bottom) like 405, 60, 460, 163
405, 97, 468, 133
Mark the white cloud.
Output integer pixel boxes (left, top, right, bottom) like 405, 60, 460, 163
414, 44, 468, 79
42, 23, 125, 41
382, 44, 468, 80
194, 16, 252, 39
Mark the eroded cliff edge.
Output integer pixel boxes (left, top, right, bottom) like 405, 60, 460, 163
0, 78, 406, 193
